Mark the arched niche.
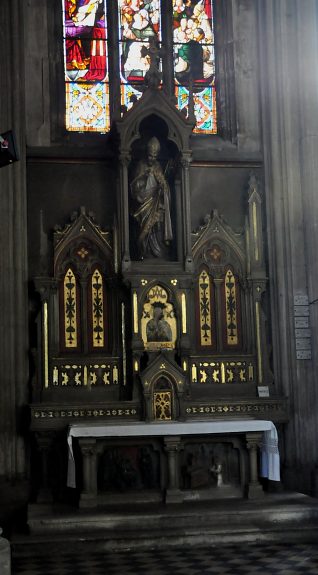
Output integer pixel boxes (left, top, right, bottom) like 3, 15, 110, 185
139, 354, 185, 421
129, 115, 180, 262
115, 85, 194, 272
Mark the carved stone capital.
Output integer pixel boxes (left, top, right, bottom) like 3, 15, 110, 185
164, 436, 182, 452
252, 280, 267, 299
119, 152, 131, 167
78, 437, 97, 456
34, 277, 56, 301
180, 154, 192, 169
246, 431, 262, 449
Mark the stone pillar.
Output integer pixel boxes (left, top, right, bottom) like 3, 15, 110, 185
119, 152, 131, 271
36, 433, 53, 504
0, 529, 10, 575
246, 432, 264, 499
297, 2, 318, 483
258, 0, 318, 493
164, 436, 183, 503
78, 438, 98, 508
0, 0, 28, 497
180, 154, 193, 271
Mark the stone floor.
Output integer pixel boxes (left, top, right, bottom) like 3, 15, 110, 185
11, 543, 318, 575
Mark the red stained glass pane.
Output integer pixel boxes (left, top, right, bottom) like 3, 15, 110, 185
63, 0, 110, 132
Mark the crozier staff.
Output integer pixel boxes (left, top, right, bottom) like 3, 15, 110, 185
131, 136, 173, 258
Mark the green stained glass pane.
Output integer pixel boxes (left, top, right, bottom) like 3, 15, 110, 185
173, 0, 216, 134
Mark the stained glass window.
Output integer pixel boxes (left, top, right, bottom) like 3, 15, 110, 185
118, 0, 162, 110
173, 0, 216, 133
62, 0, 217, 134
62, 0, 109, 132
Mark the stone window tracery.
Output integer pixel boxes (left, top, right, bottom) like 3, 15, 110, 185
62, 0, 217, 134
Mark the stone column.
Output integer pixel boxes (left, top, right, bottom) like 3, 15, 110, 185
78, 438, 98, 508
164, 436, 183, 503
246, 432, 264, 499
0, 0, 28, 499
258, 0, 318, 493
180, 154, 193, 272
297, 1, 318, 484
36, 433, 53, 504
119, 152, 131, 271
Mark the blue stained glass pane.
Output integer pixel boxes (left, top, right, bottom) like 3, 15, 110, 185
121, 84, 143, 111
66, 82, 109, 132
176, 85, 216, 134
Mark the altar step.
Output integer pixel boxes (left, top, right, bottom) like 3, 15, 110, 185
14, 492, 318, 554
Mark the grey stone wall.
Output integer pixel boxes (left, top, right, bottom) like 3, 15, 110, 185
2, 0, 318, 502
259, 0, 318, 492
0, 0, 28, 490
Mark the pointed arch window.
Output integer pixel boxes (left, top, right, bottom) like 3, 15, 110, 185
173, 0, 216, 133
62, 0, 109, 132
62, 0, 217, 134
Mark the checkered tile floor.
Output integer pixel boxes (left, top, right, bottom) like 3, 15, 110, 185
12, 543, 318, 575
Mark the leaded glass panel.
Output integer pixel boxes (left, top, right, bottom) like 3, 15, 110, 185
63, 0, 110, 132
118, 0, 162, 110
172, 0, 217, 133
62, 0, 217, 134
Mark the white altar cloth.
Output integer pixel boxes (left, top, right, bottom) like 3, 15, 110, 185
67, 419, 280, 487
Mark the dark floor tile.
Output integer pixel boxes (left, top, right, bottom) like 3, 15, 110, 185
11, 543, 318, 575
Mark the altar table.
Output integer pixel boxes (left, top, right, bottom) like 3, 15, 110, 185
67, 419, 280, 503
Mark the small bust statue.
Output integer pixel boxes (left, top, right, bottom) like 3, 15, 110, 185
130, 136, 173, 259
210, 457, 223, 487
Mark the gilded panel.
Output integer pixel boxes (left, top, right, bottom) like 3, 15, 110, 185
91, 269, 105, 348
154, 391, 172, 421
141, 285, 177, 350
224, 269, 239, 346
64, 268, 78, 348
